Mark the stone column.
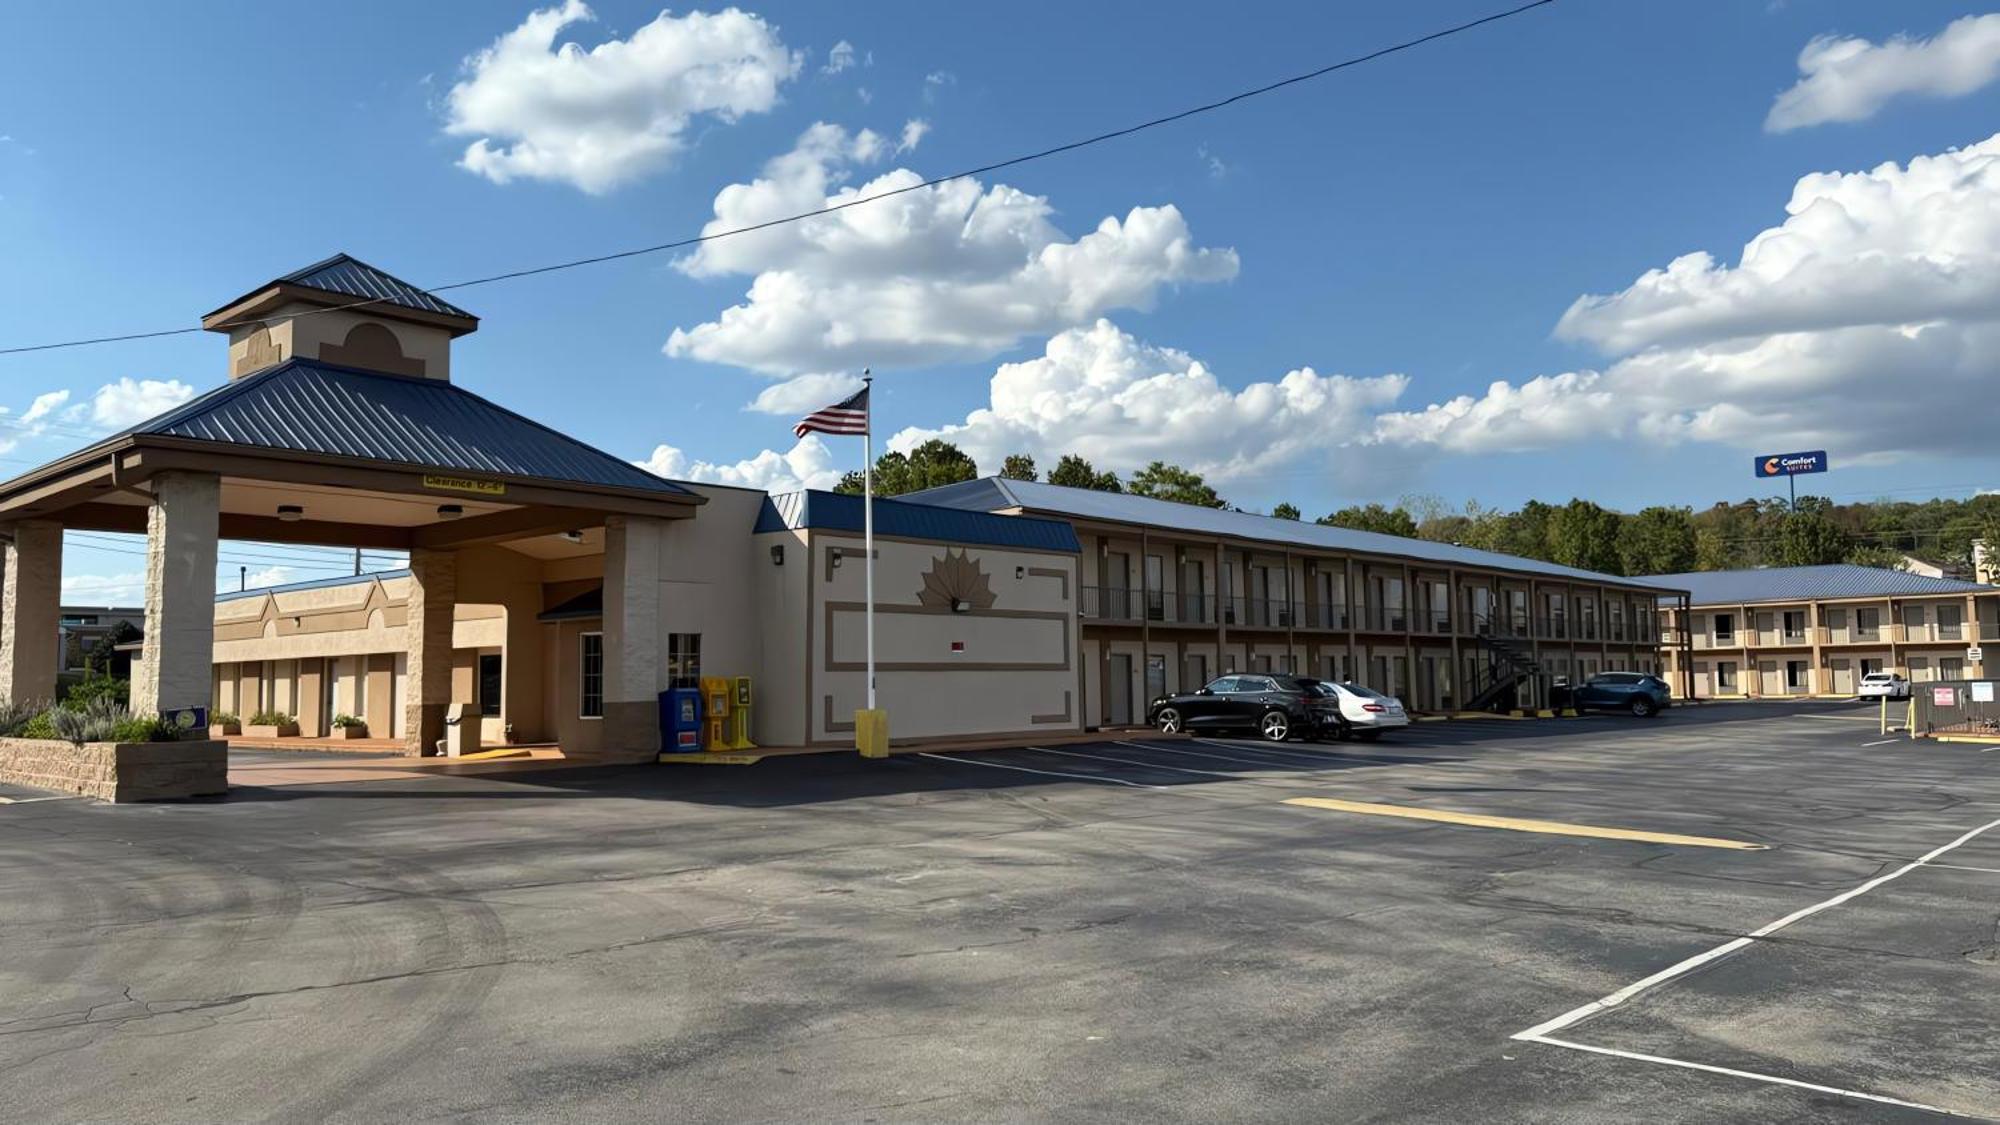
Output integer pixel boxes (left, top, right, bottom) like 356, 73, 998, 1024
601, 515, 664, 761
131, 473, 221, 718
0, 520, 63, 705
403, 548, 457, 756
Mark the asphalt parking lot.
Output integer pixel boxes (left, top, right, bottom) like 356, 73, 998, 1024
1, 701, 1994, 1123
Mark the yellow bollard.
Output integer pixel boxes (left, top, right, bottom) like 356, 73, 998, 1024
855, 708, 889, 759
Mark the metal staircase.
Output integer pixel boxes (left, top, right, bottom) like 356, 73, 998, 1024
1464, 617, 1543, 713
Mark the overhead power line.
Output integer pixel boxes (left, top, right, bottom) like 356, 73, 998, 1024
0, 0, 1558, 358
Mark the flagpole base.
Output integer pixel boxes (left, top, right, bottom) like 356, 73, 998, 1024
855, 709, 890, 759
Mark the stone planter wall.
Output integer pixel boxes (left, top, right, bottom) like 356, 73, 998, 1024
244, 723, 300, 739
328, 725, 368, 740
0, 738, 227, 802
209, 723, 241, 738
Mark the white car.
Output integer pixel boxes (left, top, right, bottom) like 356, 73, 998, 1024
1317, 681, 1411, 741
1856, 672, 1911, 700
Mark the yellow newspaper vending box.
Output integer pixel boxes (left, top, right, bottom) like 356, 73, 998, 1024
700, 676, 731, 751
729, 677, 755, 749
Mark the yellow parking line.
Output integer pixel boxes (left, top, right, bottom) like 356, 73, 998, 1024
1281, 797, 1766, 850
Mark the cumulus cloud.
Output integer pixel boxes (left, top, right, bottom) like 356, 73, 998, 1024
1767, 14, 2000, 132
445, 1, 801, 193
744, 371, 867, 415
895, 118, 929, 154
638, 433, 844, 492
61, 571, 147, 605
19, 389, 68, 425
1376, 133, 2000, 460
92, 378, 195, 428
891, 320, 1406, 484
666, 123, 1238, 375
822, 39, 857, 75
243, 566, 299, 590
1558, 134, 2000, 353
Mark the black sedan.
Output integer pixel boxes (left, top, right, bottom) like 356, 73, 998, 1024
1146, 674, 1340, 741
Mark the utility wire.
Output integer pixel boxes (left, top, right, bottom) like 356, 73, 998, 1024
0, 0, 1559, 358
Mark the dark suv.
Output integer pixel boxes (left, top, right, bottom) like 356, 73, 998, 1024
1565, 672, 1672, 717
1146, 674, 1339, 741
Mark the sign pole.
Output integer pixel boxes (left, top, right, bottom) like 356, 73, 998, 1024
1789, 474, 1796, 514
862, 370, 875, 712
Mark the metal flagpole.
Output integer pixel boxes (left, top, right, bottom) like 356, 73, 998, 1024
862, 369, 876, 710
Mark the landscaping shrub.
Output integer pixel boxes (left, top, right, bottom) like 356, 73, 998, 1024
17, 712, 57, 740
108, 716, 181, 743
61, 669, 129, 711
52, 697, 129, 745
210, 711, 239, 726
332, 713, 365, 729
248, 710, 295, 727
0, 698, 50, 737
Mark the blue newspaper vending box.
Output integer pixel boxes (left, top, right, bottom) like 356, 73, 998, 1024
659, 687, 704, 753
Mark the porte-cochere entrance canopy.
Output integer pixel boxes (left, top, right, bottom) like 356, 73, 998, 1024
0, 255, 694, 756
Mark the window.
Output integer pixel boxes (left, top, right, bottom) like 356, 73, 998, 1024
1714, 613, 1735, 643
1856, 608, 1880, 637
1942, 657, 1964, 681
478, 653, 503, 717
667, 632, 702, 690
1782, 611, 1806, 641
1145, 555, 1165, 621
1939, 605, 1963, 640
579, 632, 604, 718
60, 614, 96, 626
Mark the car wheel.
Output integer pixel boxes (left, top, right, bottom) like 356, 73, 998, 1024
1156, 708, 1183, 735
1259, 710, 1291, 742
1630, 697, 1657, 718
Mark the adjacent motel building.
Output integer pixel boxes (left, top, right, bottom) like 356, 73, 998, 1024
1656, 564, 1999, 698
0, 255, 1685, 761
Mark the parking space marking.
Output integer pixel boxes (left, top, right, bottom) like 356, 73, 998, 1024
1512, 815, 2000, 1118
1861, 737, 1904, 747
1793, 713, 1881, 723
1282, 797, 1766, 850
1527, 1035, 1969, 1117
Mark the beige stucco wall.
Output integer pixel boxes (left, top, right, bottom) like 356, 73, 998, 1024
229, 303, 454, 380
805, 531, 1080, 744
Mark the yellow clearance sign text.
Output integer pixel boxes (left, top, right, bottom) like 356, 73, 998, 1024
423, 474, 506, 497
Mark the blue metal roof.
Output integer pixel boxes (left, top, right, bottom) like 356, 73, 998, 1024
1646, 564, 1999, 606
757, 489, 1080, 554
215, 568, 411, 603
278, 254, 476, 321
905, 477, 1675, 590
128, 358, 691, 496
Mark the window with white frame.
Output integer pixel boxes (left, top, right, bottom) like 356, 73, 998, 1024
667, 633, 702, 690
579, 632, 604, 718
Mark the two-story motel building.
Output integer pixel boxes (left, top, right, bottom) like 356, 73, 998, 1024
1656, 564, 1999, 698
0, 254, 1685, 758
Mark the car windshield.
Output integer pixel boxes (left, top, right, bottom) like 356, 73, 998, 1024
1335, 682, 1396, 702
1863, 673, 1894, 682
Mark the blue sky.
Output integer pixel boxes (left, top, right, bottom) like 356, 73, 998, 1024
5, 1, 2000, 599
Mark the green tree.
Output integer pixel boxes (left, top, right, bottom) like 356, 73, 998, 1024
1126, 462, 1226, 508
1271, 502, 1301, 521
1617, 506, 1696, 576
1774, 509, 1851, 566
1047, 454, 1123, 492
834, 438, 978, 497
1546, 499, 1624, 575
1317, 503, 1419, 538
998, 453, 1038, 481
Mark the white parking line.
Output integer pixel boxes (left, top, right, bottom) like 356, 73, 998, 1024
1513, 816, 2000, 1116
1861, 737, 1904, 747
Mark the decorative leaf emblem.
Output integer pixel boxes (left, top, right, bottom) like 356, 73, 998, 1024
917, 548, 998, 611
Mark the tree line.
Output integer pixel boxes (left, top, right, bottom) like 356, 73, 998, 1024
833, 439, 2000, 578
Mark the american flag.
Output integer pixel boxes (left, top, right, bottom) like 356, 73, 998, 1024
793, 384, 870, 437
